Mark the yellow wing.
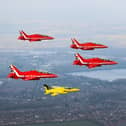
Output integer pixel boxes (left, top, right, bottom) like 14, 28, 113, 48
51, 93, 59, 96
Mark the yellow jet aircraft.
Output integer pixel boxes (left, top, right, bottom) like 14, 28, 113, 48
43, 84, 80, 96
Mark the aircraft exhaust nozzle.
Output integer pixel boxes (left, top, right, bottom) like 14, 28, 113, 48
7, 74, 11, 78
72, 61, 77, 65
18, 36, 25, 40
18, 36, 21, 40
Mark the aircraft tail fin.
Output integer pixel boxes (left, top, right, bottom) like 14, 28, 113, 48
9, 64, 22, 76
19, 30, 29, 39
75, 53, 84, 60
43, 84, 52, 95
71, 38, 80, 47
74, 53, 85, 64
43, 84, 51, 90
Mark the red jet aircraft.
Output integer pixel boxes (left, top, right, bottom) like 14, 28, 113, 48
70, 38, 108, 50
7, 64, 58, 80
18, 30, 54, 42
73, 53, 118, 68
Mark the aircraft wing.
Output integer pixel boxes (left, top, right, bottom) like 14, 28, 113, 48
87, 64, 100, 69
29, 38, 42, 41
51, 93, 59, 96
23, 77, 40, 80
81, 47, 94, 50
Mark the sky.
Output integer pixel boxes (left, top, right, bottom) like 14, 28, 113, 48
0, 0, 126, 48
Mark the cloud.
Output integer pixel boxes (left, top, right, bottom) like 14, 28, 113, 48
0, 81, 3, 86
69, 69, 126, 81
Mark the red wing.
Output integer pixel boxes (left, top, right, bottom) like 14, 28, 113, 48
81, 47, 94, 50
29, 38, 42, 42
23, 77, 40, 80
87, 64, 100, 69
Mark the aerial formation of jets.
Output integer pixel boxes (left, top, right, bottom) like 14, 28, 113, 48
71, 38, 117, 69
5, 30, 118, 96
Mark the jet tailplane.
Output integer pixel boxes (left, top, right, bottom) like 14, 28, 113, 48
9, 65, 22, 76
43, 84, 51, 90
20, 30, 29, 39
72, 38, 80, 47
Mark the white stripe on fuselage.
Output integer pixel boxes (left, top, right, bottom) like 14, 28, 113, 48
11, 65, 53, 78
76, 56, 108, 65
79, 46, 103, 48
21, 75, 54, 77
13, 72, 54, 78
21, 34, 45, 40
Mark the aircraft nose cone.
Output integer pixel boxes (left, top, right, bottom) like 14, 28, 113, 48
108, 61, 118, 65
100, 45, 108, 48
76, 88, 80, 91
103, 45, 108, 48
112, 61, 118, 64
49, 36, 55, 40
52, 74, 58, 78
